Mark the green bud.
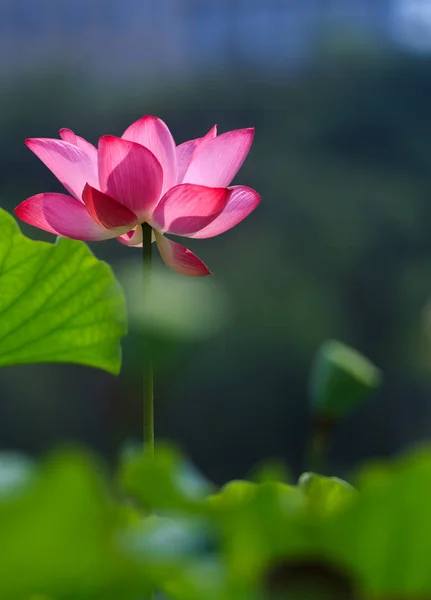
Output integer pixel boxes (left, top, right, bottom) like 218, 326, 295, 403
309, 339, 382, 418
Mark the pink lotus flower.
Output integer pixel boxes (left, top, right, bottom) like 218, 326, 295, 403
15, 116, 260, 276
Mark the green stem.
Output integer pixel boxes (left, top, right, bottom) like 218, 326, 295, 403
142, 222, 154, 457
304, 415, 334, 474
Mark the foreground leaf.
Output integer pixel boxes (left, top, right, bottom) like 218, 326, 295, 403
210, 480, 308, 584
0, 450, 145, 600
120, 444, 213, 513
298, 472, 356, 517
326, 447, 431, 597
0, 210, 126, 373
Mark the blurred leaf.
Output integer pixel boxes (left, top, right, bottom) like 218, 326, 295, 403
297, 472, 356, 517
122, 514, 212, 562
0, 210, 126, 374
163, 559, 236, 600
207, 480, 258, 509
118, 509, 224, 599
326, 446, 431, 596
0, 449, 144, 600
309, 339, 382, 418
209, 480, 310, 584
0, 453, 35, 500
119, 444, 213, 513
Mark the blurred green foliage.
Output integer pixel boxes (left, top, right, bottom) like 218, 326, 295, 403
0, 441, 430, 599
297, 472, 356, 517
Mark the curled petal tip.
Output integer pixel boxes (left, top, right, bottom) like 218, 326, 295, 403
140, 115, 160, 123
155, 231, 211, 277
59, 127, 74, 140
240, 126, 255, 139
98, 134, 117, 145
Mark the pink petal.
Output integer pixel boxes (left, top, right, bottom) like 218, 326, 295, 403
59, 128, 98, 165
98, 135, 163, 219
189, 186, 261, 239
15, 193, 117, 241
82, 184, 138, 230
151, 184, 229, 236
117, 226, 143, 247
25, 138, 99, 202
155, 231, 211, 277
176, 125, 217, 184
182, 128, 254, 188
122, 116, 177, 195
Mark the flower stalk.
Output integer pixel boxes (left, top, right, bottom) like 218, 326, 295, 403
142, 222, 154, 456
304, 415, 334, 474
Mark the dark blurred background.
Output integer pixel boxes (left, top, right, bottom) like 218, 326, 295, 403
1, 0, 431, 483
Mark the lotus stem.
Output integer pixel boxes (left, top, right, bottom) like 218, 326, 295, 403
305, 415, 334, 474
142, 222, 154, 457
